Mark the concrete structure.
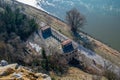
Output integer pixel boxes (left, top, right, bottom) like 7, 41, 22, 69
40, 25, 76, 53
62, 39, 74, 53
51, 28, 67, 42
41, 26, 52, 39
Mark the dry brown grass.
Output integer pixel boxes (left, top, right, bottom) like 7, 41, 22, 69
50, 67, 107, 80
90, 37, 120, 67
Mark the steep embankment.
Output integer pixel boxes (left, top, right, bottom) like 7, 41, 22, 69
15, 0, 120, 67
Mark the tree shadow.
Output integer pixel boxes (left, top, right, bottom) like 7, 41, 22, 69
73, 31, 95, 52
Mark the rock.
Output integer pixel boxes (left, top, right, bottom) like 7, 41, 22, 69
0, 63, 18, 70
0, 68, 15, 76
35, 73, 43, 77
12, 72, 23, 79
0, 60, 8, 66
0, 60, 51, 79
0, 63, 51, 80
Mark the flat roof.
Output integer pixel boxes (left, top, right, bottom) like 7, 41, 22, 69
41, 25, 50, 31
61, 39, 72, 46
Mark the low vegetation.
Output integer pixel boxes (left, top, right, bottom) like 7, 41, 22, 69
41, 49, 68, 74
0, 1, 38, 64
24, 49, 68, 75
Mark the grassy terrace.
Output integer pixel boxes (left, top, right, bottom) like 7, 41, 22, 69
16, 1, 120, 67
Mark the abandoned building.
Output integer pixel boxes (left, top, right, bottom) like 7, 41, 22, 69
41, 26, 52, 39
61, 39, 74, 53
40, 25, 75, 53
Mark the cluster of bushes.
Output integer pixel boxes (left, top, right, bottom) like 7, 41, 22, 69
0, 2, 38, 64
0, 5, 38, 41
25, 49, 68, 74
42, 50, 68, 74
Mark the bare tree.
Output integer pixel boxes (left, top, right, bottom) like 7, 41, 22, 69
66, 8, 85, 33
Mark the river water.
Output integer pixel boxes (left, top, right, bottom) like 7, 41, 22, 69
37, 0, 120, 51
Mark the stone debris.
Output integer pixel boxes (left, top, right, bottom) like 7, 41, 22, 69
12, 72, 23, 79
28, 42, 42, 53
0, 63, 51, 80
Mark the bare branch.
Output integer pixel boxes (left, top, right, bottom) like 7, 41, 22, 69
66, 8, 85, 32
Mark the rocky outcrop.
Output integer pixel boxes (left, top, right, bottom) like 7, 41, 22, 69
0, 63, 51, 80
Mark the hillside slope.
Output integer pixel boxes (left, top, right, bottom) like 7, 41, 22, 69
1, 0, 119, 80
15, 0, 120, 67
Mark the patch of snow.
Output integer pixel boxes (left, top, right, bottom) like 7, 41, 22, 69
29, 42, 42, 53
16, 0, 46, 11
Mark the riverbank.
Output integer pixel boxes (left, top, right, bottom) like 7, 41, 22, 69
15, 0, 120, 67
16, 0, 120, 52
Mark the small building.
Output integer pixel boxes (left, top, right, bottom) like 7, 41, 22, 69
61, 39, 74, 53
41, 26, 52, 39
